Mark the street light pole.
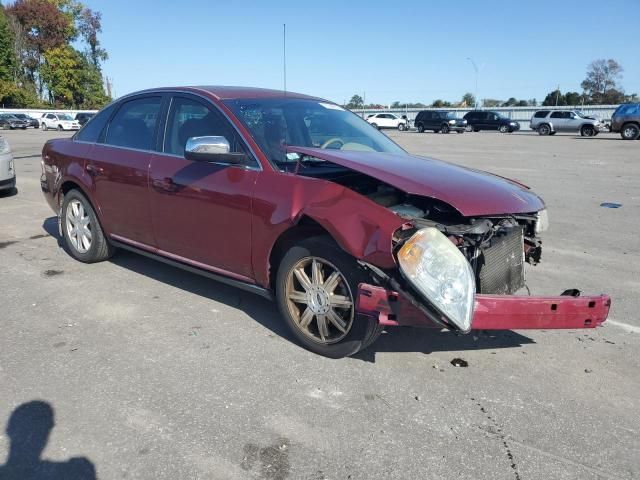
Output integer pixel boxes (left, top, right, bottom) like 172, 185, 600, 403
466, 57, 479, 109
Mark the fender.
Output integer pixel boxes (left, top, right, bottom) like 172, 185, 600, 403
251, 170, 406, 288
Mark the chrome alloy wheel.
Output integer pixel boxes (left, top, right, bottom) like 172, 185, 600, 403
285, 257, 355, 344
65, 199, 92, 253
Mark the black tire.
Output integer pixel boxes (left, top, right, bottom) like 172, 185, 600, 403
473, 127, 480, 132
440, 124, 450, 134
275, 236, 382, 358
538, 124, 551, 136
370, 123, 378, 130
416, 123, 424, 133
41, 123, 47, 131
57, 125, 63, 131
465, 125, 473, 132
456, 130, 464, 134
499, 124, 509, 133
61, 189, 114, 263
398, 123, 405, 131
580, 125, 596, 137
549, 131, 557, 135
620, 123, 640, 140
21, 126, 27, 130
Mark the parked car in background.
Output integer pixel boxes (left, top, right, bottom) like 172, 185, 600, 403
530, 110, 602, 136
366, 113, 407, 130
463, 111, 520, 133
40, 86, 610, 358
40, 113, 81, 131
0, 136, 16, 194
75, 112, 95, 126
11, 113, 40, 128
610, 103, 640, 140
414, 110, 467, 133
0, 113, 29, 130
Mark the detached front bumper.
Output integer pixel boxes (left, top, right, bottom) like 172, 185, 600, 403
356, 284, 611, 331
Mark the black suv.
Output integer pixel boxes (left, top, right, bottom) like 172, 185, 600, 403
414, 110, 467, 133
463, 111, 520, 133
75, 112, 95, 126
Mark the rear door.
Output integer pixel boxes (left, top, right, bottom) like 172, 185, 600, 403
148, 94, 259, 279
549, 111, 566, 131
86, 95, 162, 246
487, 112, 501, 130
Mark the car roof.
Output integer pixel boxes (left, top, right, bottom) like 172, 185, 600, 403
120, 86, 326, 102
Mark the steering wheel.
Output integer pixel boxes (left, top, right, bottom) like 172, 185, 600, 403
320, 137, 345, 149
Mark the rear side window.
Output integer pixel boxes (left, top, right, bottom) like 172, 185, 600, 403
75, 103, 116, 143
550, 112, 564, 118
534, 111, 549, 118
104, 97, 162, 150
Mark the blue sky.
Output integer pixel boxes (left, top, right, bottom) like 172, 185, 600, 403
23, 1, 640, 104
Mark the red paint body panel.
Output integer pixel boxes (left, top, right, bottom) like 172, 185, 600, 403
289, 146, 545, 217
357, 284, 611, 330
148, 152, 258, 278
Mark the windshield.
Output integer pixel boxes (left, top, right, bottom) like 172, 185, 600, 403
58, 114, 74, 121
223, 98, 405, 166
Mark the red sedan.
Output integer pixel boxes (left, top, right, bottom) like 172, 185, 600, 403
40, 87, 610, 357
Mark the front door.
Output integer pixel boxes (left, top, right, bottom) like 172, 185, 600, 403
148, 95, 259, 280
87, 95, 162, 246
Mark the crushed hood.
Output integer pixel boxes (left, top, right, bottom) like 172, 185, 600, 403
288, 147, 545, 217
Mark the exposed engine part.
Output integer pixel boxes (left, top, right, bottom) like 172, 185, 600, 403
389, 203, 425, 219
476, 226, 525, 295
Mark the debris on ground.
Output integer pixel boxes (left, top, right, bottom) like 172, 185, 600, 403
450, 358, 469, 367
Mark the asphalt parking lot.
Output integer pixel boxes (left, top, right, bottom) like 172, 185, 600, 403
1, 128, 639, 479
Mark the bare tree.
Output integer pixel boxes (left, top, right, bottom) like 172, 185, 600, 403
581, 59, 624, 104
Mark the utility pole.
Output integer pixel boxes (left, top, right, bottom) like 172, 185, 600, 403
555, 84, 560, 106
466, 57, 479, 109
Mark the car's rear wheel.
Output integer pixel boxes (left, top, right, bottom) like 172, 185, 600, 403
538, 124, 551, 135
621, 123, 640, 140
276, 236, 382, 358
440, 124, 450, 134
499, 124, 509, 133
580, 125, 596, 137
61, 189, 114, 263
417, 123, 424, 133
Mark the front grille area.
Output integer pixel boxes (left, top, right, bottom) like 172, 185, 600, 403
477, 227, 525, 295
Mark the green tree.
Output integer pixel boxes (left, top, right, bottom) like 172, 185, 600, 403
431, 99, 451, 108
542, 89, 566, 106
0, 79, 40, 107
461, 92, 475, 108
40, 45, 82, 106
482, 98, 502, 107
564, 91, 582, 105
0, 6, 15, 82
346, 94, 363, 109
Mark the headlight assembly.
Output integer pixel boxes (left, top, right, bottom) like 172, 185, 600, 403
397, 228, 476, 332
448, 119, 457, 124
0, 137, 10, 155
535, 209, 549, 233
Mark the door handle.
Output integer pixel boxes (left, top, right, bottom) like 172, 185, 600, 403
152, 177, 179, 193
86, 164, 104, 176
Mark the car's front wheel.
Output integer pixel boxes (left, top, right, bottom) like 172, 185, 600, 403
62, 189, 114, 263
276, 236, 382, 358
581, 125, 596, 137
621, 123, 640, 140
465, 125, 473, 132
398, 123, 405, 131
41, 123, 47, 131
499, 124, 509, 133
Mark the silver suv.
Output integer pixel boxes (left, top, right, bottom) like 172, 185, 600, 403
530, 110, 602, 137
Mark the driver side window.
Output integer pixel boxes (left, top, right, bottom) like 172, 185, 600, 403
164, 97, 250, 162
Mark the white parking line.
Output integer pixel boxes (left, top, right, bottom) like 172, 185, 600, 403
606, 320, 640, 334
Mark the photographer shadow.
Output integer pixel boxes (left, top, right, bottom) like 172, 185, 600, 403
0, 401, 96, 480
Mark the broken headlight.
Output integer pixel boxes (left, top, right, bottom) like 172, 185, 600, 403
397, 228, 476, 332
535, 209, 549, 234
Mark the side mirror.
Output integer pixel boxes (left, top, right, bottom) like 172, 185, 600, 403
184, 136, 250, 166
